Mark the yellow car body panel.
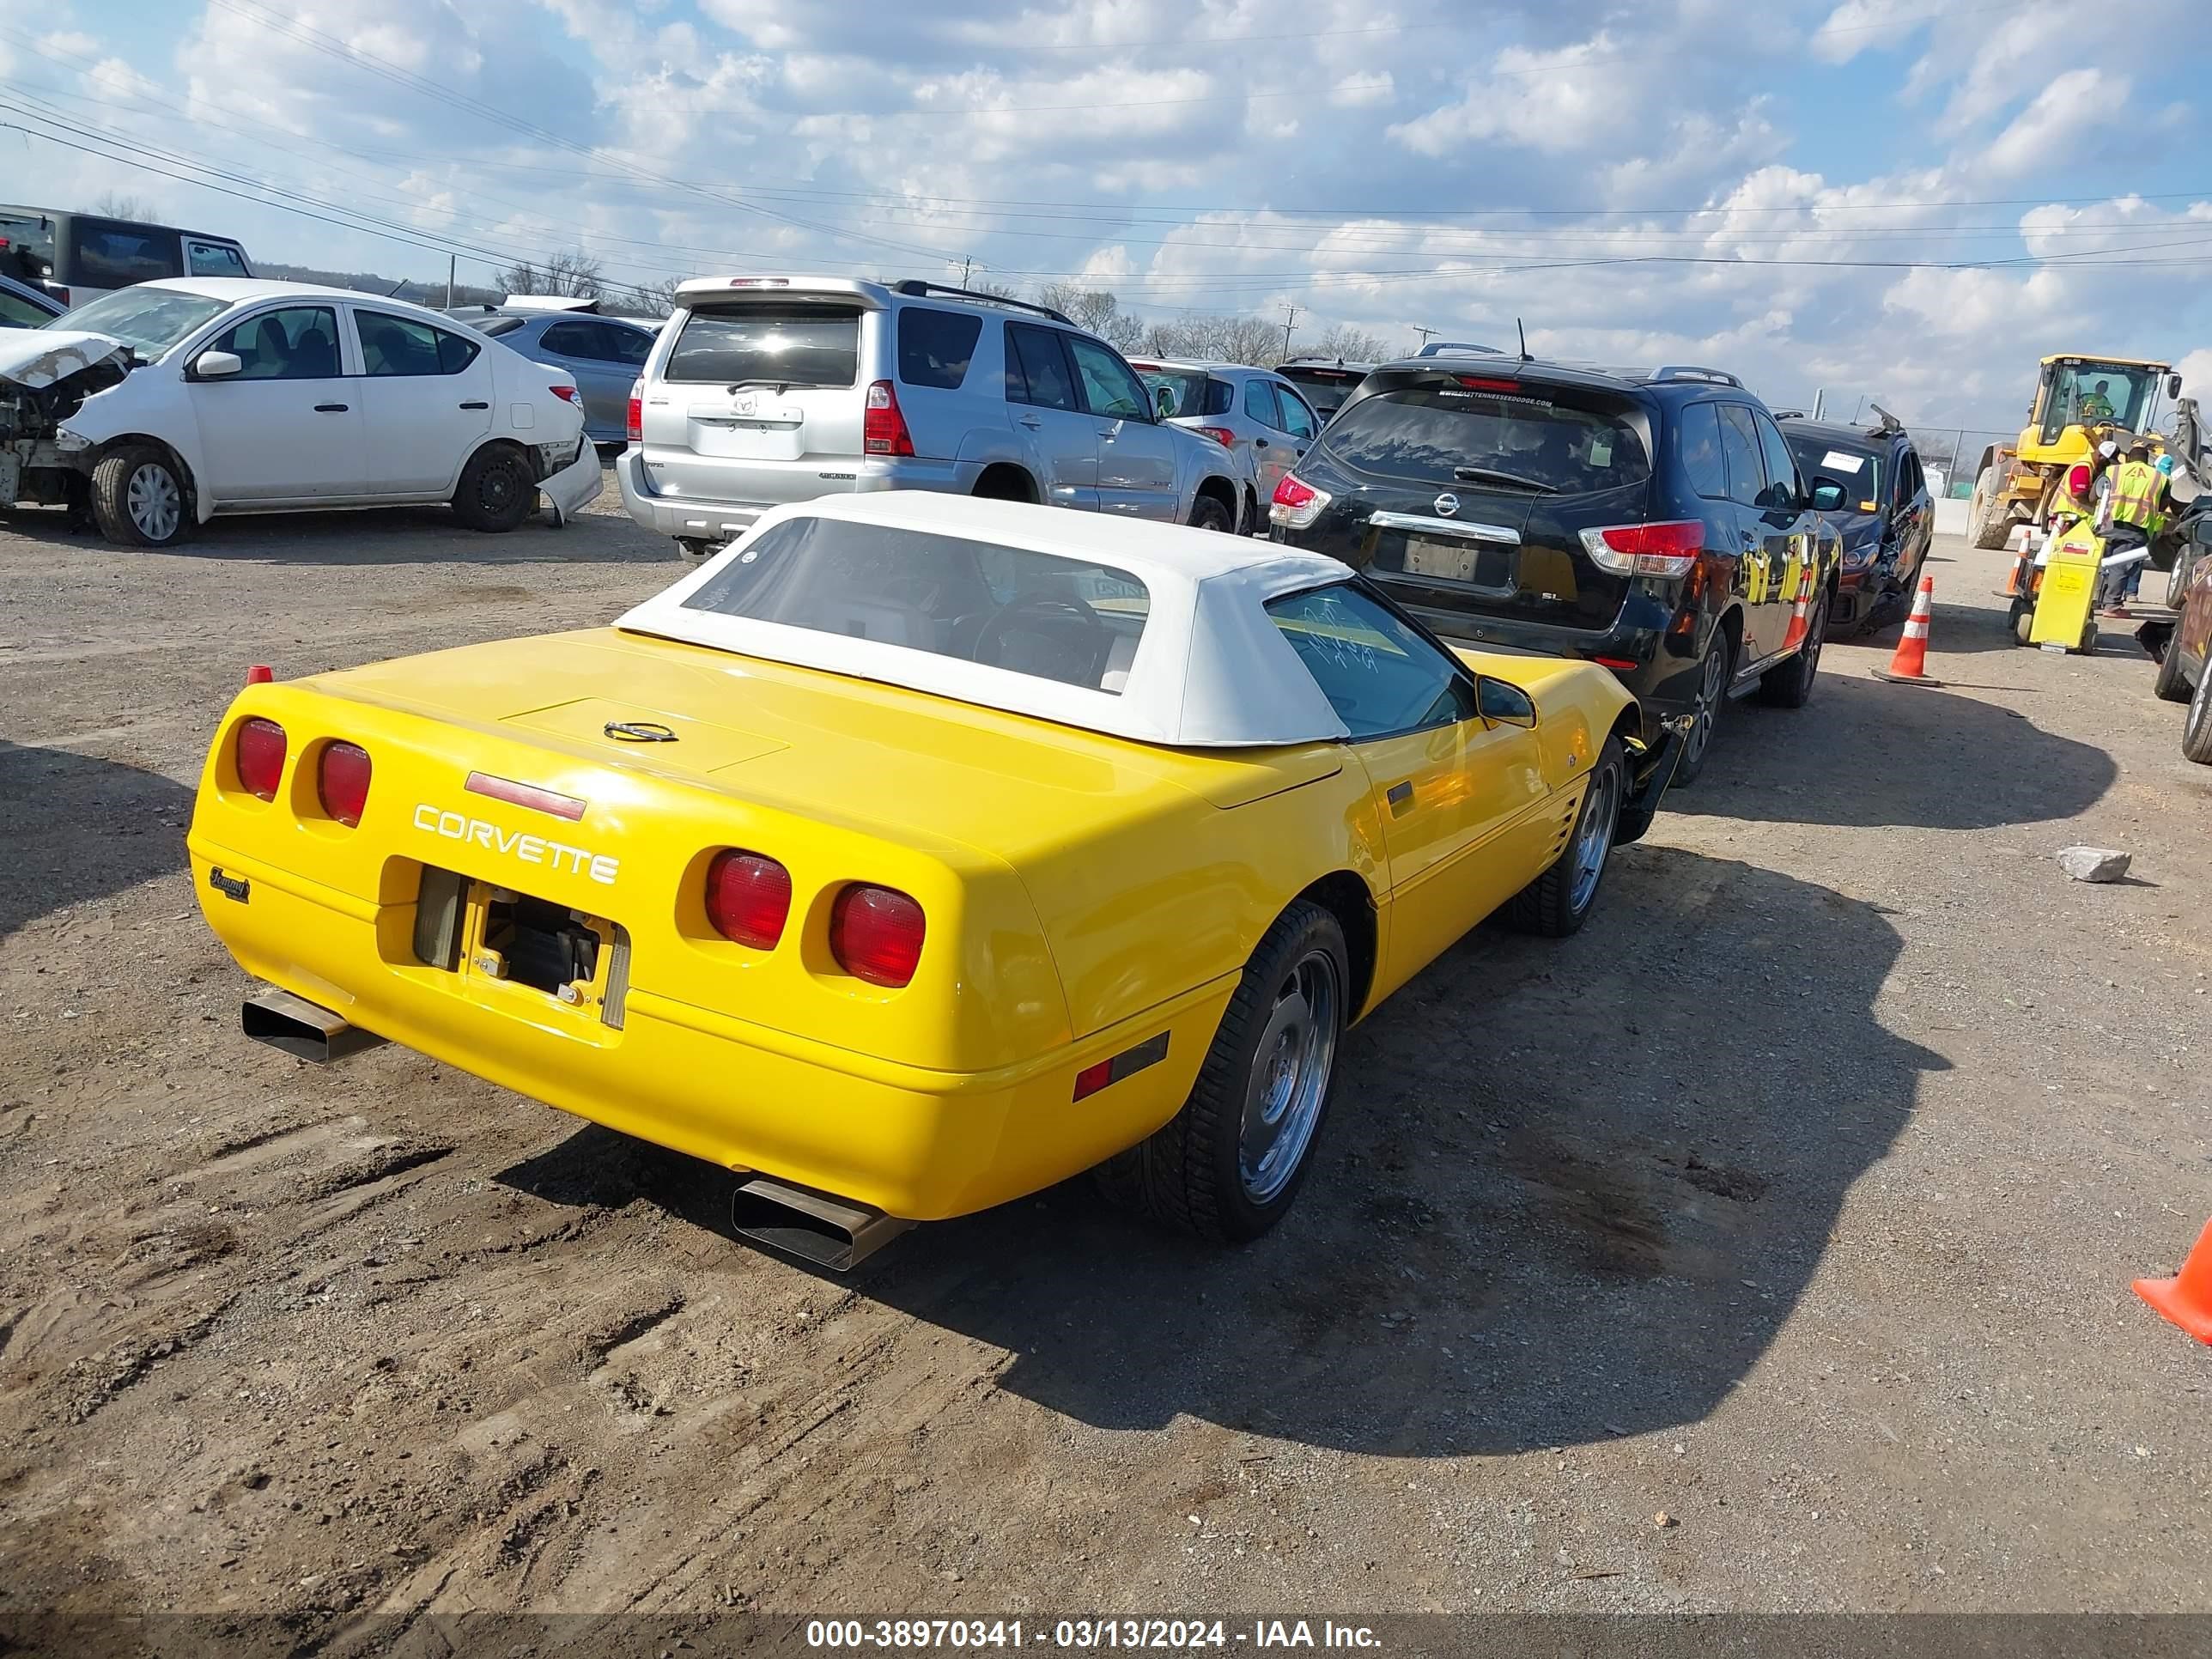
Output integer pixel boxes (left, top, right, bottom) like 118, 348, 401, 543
188, 627, 1632, 1219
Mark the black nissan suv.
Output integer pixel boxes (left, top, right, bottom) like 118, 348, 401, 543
1269, 357, 1843, 785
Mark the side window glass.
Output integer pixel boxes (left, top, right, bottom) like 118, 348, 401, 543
0, 288, 52, 327
187, 242, 249, 278
1065, 334, 1149, 420
609, 325, 654, 368
207, 305, 341, 380
1679, 404, 1729, 500
1717, 404, 1768, 509
1276, 386, 1317, 440
1751, 410, 1801, 510
896, 306, 983, 390
358, 310, 477, 376
1264, 582, 1474, 738
1006, 324, 1077, 411
540, 320, 604, 360
1243, 378, 1282, 428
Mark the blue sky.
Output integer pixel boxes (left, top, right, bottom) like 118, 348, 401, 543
2, 0, 2206, 434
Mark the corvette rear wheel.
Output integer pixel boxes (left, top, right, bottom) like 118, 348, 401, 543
1094, 899, 1346, 1243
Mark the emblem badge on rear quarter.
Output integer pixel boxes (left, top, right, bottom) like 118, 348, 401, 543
209, 867, 250, 902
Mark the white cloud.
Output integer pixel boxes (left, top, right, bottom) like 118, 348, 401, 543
1979, 69, 2128, 179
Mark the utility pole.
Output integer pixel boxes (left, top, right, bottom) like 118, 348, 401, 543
1810, 386, 1825, 421
958, 255, 974, 285
446, 253, 456, 311
1412, 325, 1437, 350
1280, 303, 1301, 359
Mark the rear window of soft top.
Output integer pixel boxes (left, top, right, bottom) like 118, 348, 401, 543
665, 301, 860, 387
1319, 385, 1650, 495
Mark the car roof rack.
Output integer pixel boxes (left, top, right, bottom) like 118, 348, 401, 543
1650, 364, 1744, 387
890, 280, 1072, 325
1415, 340, 1503, 356
1867, 402, 1904, 434
1769, 408, 1807, 421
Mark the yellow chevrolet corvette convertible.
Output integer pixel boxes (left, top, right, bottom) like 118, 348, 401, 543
189, 495, 1680, 1264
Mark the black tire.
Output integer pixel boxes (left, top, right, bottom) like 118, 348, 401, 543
1504, 738, 1625, 938
88, 444, 191, 548
2153, 629, 2192, 702
1759, 585, 1827, 708
1968, 464, 2012, 550
1670, 632, 1731, 787
2168, 547, 2199, 611
2012, 604, 2034, 646
1094, 899, 1348, 1243
1188, 493, 1235, 534
2185, 658, 2212, 766
451, 444, 535, 532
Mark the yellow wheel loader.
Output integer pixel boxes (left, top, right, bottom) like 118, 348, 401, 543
1966, 355, 2181, 550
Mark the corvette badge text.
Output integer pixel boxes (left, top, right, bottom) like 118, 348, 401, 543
413, 805, 619, 885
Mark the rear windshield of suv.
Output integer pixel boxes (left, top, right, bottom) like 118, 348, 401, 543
665, 302, 860, 387
1319, 386, 1650, 495
680, 516, 1150, 694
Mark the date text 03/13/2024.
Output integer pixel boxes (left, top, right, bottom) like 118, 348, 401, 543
804, 1620, 1383, 1650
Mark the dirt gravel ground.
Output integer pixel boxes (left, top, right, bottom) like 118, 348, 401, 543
3, 482, 2209, 1641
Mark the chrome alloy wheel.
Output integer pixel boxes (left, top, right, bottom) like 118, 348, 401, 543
1237, 948, 1340, 1203
127, 462, 181, 542
1682, 644, 1725, 769
1569, 763, 1620, 915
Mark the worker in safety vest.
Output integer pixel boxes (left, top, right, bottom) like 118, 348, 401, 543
2100, 442, 2166, 612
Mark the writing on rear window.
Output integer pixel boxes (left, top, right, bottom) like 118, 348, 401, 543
682, 517, 1150, 695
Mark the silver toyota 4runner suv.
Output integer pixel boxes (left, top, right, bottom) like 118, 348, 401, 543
618, 277, 1260, 559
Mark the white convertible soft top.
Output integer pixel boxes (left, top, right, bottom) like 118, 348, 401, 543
616, 494, 1359, 748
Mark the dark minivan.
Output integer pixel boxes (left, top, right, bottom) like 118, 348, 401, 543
1270, 358, 1843, 784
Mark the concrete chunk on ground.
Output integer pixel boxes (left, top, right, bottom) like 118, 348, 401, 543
2057, 846, 2131, 883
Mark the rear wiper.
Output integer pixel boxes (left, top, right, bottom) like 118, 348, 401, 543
1452, 465, 1556, 493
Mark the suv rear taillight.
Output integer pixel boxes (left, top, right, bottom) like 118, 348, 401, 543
1578, 521, 1704, 578
234, 717, 287, 800
705, 850, 792, 949
626, 379, 642, 443
830, 884, 925, 988
1270, 471, 1331, 530
317, 742, 372, 826
864, 380, 915, 457
1196, 426, 1237, 447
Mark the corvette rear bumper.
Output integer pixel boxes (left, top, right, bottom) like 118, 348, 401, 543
190, 842, 1228, 1222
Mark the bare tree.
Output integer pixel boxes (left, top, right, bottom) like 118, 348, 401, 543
1035, 283, 1146, 352
1304, 322, 1390, 364
965, 277, 1021, 299
92, 191, 157, 222
498, 248, 605, 300
630, 276, 685, 318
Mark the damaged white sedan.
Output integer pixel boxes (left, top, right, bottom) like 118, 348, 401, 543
0, 277, 602, 547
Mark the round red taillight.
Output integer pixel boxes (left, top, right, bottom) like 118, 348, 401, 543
234, 717, 287, 801
830, 884, 926, 988
318, 741, 372, 827
705, 849, 792, 949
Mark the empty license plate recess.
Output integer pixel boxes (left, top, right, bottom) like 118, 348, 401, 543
1402, 535, 1512, 590
416, 866, 631, 1031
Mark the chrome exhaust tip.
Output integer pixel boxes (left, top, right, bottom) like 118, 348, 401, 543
729, 1175, 912, 1272
241, 986, 383, 1063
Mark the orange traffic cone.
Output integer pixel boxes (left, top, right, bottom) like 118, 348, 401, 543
2134, 1217, 2212, 1345
1872, 574, 1942, 686
1996, 526, 2029, 597
1780, 562, 1815, 652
